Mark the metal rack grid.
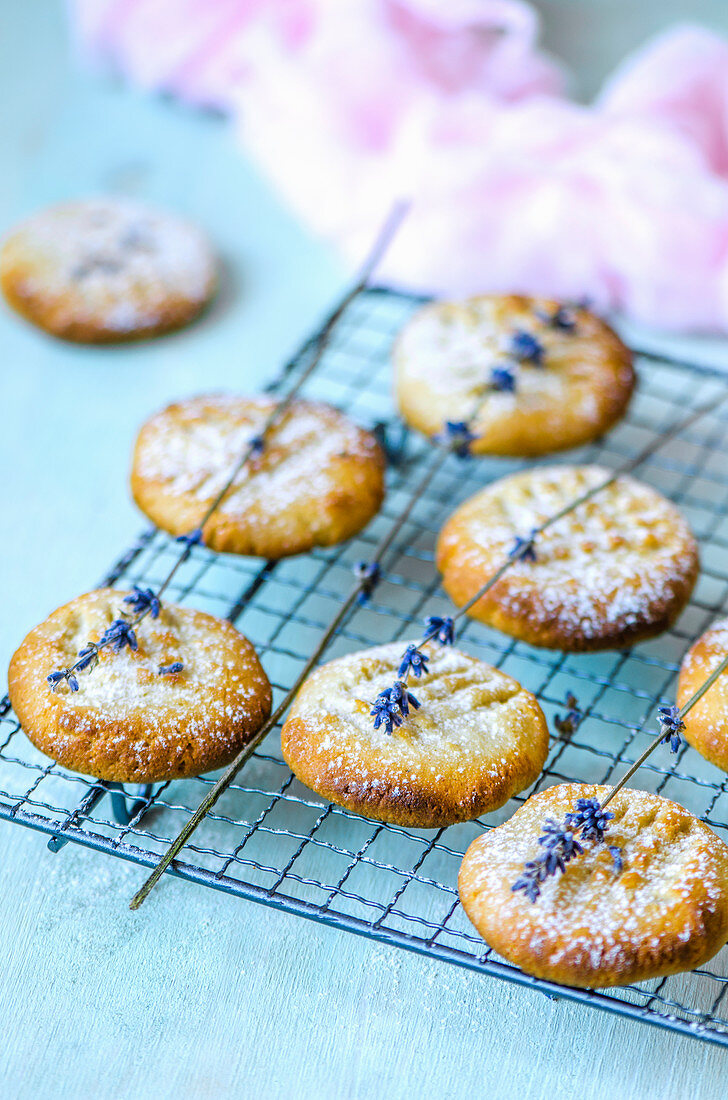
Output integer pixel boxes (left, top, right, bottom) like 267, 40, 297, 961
3, 286, 728, 1045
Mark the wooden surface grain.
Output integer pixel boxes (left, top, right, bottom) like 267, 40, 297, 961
2, 4, 727, 1097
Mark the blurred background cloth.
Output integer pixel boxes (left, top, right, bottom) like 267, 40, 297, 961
68, 0, 728, 333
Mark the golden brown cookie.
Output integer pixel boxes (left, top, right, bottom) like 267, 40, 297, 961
8, 589, 271, 782
0, 198, 217, 342
130, 394, 386, 558
458, 783, 728, 988
436, 465, 699, 652
678, 618, 728, 772
394, 294, 634, 456
280, 641, 549, 828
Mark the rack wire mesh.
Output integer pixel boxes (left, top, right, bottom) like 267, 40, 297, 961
3, 286, 728, 1045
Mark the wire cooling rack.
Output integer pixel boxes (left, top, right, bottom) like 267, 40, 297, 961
3, 286, 728, 1045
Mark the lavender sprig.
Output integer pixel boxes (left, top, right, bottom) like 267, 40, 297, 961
512, 819, 584, 902
513, 797, 617, 902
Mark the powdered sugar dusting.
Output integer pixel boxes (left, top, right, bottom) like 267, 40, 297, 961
9, 589, 271, 779
283, 641, 548, 820
394, 295, 633, 449
460, 783, 728, 985
440, 465, 698, 644
132, 394, 384, 553
3, 198, 216, 332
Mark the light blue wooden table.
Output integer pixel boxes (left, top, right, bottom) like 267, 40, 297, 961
2, 4, 727, 1097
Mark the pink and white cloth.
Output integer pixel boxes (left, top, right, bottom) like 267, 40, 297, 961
69, 1, 728, 332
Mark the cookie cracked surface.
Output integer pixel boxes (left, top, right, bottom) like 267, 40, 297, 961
458, 783, 728, 988
8, 589, 272, 783
131, 394, 386, 558
0, 198, 217, 342
437, 465, 699, 652
281, 641, 549, 828
394, 294, 634, 456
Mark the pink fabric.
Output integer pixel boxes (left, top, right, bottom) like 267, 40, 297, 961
69, 2, 728, 332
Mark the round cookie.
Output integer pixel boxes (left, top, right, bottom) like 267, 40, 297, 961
458, 783, 728, 988
394, 294, 635, 456
0, 198, 217, 342
8, 589, 271, 783
131, 394, 386, 558
678, 618, 728, 772
280, 641, 549, 828
436, 465, 698, 652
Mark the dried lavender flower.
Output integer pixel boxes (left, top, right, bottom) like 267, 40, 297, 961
508, 531, 537, 563
370, 681, 421, 735
424, 615, 455, 646
354, 561, 381, 603
564, 797, 613, 843
176, 528, 203, 548
123, 585, 161, 619
509, 330, 544, 366
609, 846, 624, 874
398, 644, 429, 680
158, 662, 184, 675
553, 693, 582, 738
47, 669, 79, 693
658, 704, 685, 753
99, 619, 138, 653
436, 420, 477, 458
490, 365, 516, 393
75, 642, 101, 673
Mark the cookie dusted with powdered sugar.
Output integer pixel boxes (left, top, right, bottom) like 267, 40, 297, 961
131, 395, 386, 558
280, 641, 549, 828
678, 618, 728, 772
8, 589, 271, 782
458, 783, 728, 988
436, 465, 698, 652
394, 294, 634, 456
0, 198, 217, 342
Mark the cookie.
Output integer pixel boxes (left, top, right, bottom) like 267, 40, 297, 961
678, 618, 728, 772
131, 394, 386, 558
280, 641, 549, 828
458, 783, 728, 988
394, 294, 634, 456
0, 198, 217, 342
7, 588, 271, 783
437, 465, 698, 652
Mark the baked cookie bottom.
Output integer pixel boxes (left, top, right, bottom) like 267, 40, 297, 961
458, 783, 728, 988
